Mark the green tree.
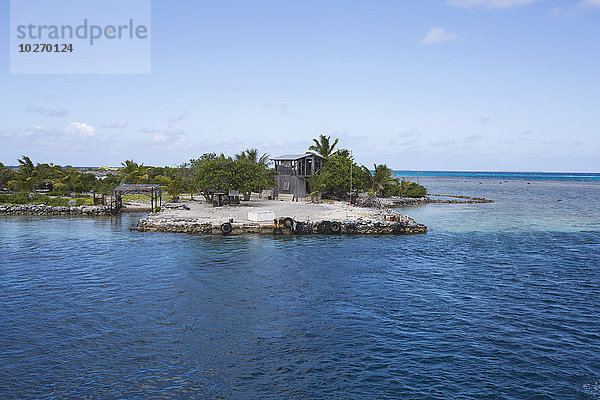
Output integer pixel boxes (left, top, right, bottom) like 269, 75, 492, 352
0, 162, 16, 189
304, 172, 330, 203
320, 153, 370, 198
118, 160, 148, 184
235, 148, 270, 166
192, 154, 231, 202
192, 154, 276, 202
61, 171, 77, 192
17, 156, 38, 192
400, 178, 427, 198
334, 148, 351, 158
155, 175, 183, 201
73, 172, 98, 193
307, 135, 339, 158
368, 164, 399, 197
95, 173, 120, 193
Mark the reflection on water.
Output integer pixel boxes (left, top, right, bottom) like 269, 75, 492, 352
1, 178, 599, 399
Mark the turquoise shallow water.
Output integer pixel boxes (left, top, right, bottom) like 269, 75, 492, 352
406, 177, 600, 233
1, 177, 599, 399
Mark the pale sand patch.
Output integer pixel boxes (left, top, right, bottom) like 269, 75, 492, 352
154, 198, 402, 224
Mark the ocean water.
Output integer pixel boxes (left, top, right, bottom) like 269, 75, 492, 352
1, 176, 599, 399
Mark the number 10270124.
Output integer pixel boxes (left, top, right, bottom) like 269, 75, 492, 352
18, 43, 73, 53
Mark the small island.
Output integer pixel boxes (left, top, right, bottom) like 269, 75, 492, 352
1, 135, 434, 235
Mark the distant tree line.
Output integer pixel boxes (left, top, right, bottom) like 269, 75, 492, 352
0, 136, 426, 204
305, 134, 427, 200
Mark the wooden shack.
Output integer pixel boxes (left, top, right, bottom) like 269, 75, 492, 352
272, 153, 325, 201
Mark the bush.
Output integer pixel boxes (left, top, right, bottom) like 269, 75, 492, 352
46, 197, 71, 206
0, 193, 90, 206
320, 154, 370, 199
401, 180, 427, 198
0, 192, 31, 204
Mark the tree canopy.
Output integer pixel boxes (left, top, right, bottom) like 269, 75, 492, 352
308, 134, 339, 158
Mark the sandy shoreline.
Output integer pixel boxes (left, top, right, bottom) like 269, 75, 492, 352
135, 198, 427, 235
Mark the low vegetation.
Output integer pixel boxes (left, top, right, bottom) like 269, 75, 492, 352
0, 136, 427, 205
0, 193, 92, 206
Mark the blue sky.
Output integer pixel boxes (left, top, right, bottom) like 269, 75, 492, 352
1, 0, 599, 171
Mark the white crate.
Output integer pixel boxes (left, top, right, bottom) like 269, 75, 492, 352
248, 210, 276, 222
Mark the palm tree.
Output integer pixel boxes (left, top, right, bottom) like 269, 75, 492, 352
368, 164, 397, 197
17, 156, 38, 192
118, 160, 148, 184
0, 162, 15, 189
235, 148, 270, 166
304, 172, 330, 203
61, 171, 76, 192
335, 148, 351, 159
155, 175, 183, 202
308, 135, 339, 158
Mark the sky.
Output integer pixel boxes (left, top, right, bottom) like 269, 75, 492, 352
1, 0, 599, 171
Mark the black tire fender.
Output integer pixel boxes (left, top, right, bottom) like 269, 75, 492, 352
346, 224, 358, 234
330, 221, 341, 234
221, 222, 233, 235
292, 222, 303, 234
283, 217, 294, 229
317, 222, 329, 234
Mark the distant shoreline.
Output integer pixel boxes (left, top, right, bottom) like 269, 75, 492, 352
4, 165, 597, 181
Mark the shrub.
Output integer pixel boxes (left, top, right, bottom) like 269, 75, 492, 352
46, 197, 71, 207
320, 154, 370, 199
0, 193, 91, 206
400, 179, 427, 198
0, 192, 31, 204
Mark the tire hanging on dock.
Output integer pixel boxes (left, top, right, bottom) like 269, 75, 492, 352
221, 222, 233, 235
283, 217, 294, 229
317, 221, 329, 234
292, 222, 303, 234
346, 223, 358, 234
330, 221, 341, 234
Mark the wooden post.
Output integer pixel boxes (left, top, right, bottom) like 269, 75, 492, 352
349, 151, 353, 205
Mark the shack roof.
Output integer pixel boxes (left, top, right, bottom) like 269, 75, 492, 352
272, 153, 324, 161
113, 184, 161, 192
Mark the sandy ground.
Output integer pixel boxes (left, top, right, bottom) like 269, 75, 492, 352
155, 197, 399, 224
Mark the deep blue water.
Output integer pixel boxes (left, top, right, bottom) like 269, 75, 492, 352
1, 178, 599, 399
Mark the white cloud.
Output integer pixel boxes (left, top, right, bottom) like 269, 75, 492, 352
464, 133, 484, 142
447, 0, 538, 8
420, 27, 460, 45
167, 111, 190, 128
140, 128, 188, 147
65, 122, 96, 137
24, 125, 44, 136
152, 132, 169, 143
103, 120, 128, 129
266, 103, 293, 115
429, 139, 456, 147
25, 104, 69, 117
397, 129, 422, 138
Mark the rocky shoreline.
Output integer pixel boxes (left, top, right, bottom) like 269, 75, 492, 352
133, 198, 427, 236
0, 204, 113, 216
134, 215, 427, 235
